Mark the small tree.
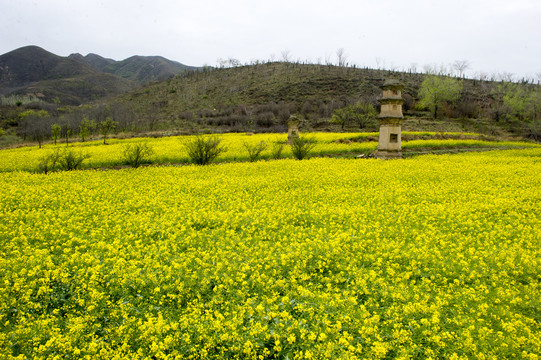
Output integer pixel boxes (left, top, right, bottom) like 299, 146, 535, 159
243, 141, 267, 162
290, 136, 316, 160
184, 135, 227, 165
51, 123, 61, 145
330, 102, 377, 129
418, 75, 463, 119
330, 107, 349, 129
98, 117, 118, 144
122, 143, 154, 168
79, 115, 95, 142
453, 60, 470, 78
353, 102, 377, 129
64, 128, 72, 146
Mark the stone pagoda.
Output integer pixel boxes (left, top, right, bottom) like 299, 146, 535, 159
287, 116, 300, 144
377, 79, 405, 159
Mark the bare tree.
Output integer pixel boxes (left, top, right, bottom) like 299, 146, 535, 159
453, 60, 470, 78
228, 58, 241, 67
376, 57, 386, 70
324, 53, 333, 66
281, 50, 291, 63
336, 48, 348, 67
499, 72, 515, 82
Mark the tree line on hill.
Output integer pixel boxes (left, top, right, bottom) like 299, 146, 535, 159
1, 61, 541, 147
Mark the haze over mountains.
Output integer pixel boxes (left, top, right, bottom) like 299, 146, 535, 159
0, 46, 198, 104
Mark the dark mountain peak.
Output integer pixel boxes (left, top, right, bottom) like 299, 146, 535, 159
70, 53, 116, 71
0, 45, 98, 89
0, 46, 198, 104
68, 53, 85, 62
5, 45, 57, 58
103, 55, 197, 83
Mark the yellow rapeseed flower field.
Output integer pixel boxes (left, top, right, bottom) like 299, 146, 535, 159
0, 132, 537, 172
0, 147, 540, 359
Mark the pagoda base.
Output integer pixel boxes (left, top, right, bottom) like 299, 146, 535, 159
376, 150, 402, 160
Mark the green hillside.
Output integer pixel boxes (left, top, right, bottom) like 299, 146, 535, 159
1, 59, 540, 148
111, 62, 540, 137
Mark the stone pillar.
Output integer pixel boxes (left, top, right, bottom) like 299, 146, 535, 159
377, 79, 404, 159
287, 116, 300, 144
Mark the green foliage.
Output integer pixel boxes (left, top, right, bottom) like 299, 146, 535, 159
51, 123, 62, 145
290, 136, 316, 160
36, 149, 61, 174
184, 135, 227, 165
243, 141, 267, 162
527, 120, 541, 141
330, 102, 377, 129
98, 117, 118, 144
418, 75, 463, 119
271, 141, 286, 159
354, 102, 378, 128
57, 149, 91, 171
36, 149, 90, 173
122, 143, 155, 168
79, 115, 95, 142
0, 95, 43, 106
499, 83, 541, 122
330, 107, 349, 129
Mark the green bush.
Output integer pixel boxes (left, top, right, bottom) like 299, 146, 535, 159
271, 141, 286, 160
122, 143, 154, 168
243, 141, 267, 162
37, 149, 90, 173
184, 135, 227, 165
290, 136, 316, 160
58, 149, 91, 171
37, 149, 61, 174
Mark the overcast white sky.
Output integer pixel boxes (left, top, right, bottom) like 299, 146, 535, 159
1, 0, 540, 79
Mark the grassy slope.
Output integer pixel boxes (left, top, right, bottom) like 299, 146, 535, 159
113, 62, 533, 137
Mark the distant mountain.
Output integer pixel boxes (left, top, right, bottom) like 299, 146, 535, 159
68, 53, 197, 84
0, 46, 135, 104
0, 46, 97, 89
68, 53, 116, 71
0, 46, 198, 105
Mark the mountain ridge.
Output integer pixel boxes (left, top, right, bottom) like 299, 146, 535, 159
0, 45, 198, 104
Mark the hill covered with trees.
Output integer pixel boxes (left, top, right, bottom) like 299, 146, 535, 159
1, 59, 540, 148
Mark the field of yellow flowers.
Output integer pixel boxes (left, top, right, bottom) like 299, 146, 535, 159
1, 146, 541, 359
0, 132, 537, 172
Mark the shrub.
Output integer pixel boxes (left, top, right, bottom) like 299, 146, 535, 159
122, 143, 154, 168
243, 141, 267, 162
290, 136, 316, 160
36, 149, 61, 174
271, 141, 286, 160
37, 149, 90, 173
184, 135, 227, 165
58, 149, 91, 171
